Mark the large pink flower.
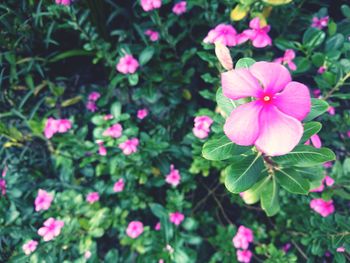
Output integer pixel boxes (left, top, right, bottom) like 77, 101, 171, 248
241, 17, 272, 48
203, 24, 238, 47
140, 0, 162, 12
222, 62, 311, 156
35, 189, 54, 212
37, 217, 64, 242
116, 55, 139, 74
126, 221, 144, 238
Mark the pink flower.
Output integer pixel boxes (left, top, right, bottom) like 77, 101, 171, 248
283, 243, 291, 252
104, 114, 114, 120
241, 17, 272, 48
86, 101, 97, 112
215, 42, 233, 70
318, 66, 327, 74
305, 134, 322, 148
324, 176, 335, 186
311, 16, 329, 29
347, 130, 350, 138
155, 222, 161, 230
119, 138, 139, 155
233, 226, 254, 250
222, 62, 311, 156
193, 116, 213, 139
113, 178, 125, 192
0, 179, 6, 196
88, 92, 100, 101
116, 54, 139, 74
165, 164, 181, 187
172, 1, 187, 15
145, 29, 159, 41
140, 0, 162, 12
337, 247, 345, 252
86, 192, 99, 204
44, 118, 72, 139
327, 106, 335, 115
84, 250, 92, 259
38, 217, 64, 242
237, 250, 253, 263
137, 108, 149, 120
126, 221, 144, 238
203, 24, 238, 47
55, 0, 71, 5
169, 212, 185, 226
313, 89, 321, 98
310, 198, 335, 217
274, 49, 297, 71
22, 240, 38, 255
96, 140, 107, 156
310, 183, 324, 193
35, 189, 54, 212
323, 161, 333, 168
103, 123, 123, 138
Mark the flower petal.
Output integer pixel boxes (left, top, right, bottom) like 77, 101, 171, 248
273, 81, 311, 121
250, 62, 291, 94
255, 105, 303, 156
221, 69, 262, 100
224, 101, 263, 145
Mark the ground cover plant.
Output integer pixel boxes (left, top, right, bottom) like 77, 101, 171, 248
1, 0, 350, 262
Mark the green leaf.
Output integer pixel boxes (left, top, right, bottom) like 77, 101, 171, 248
304, 99, 329, 121
111, 102, 122, 119
235, 58, 256, 69
274, 38, 300, 50
216, 88, 246, 117
261, 178, 280, 216
48, 49, 94, 63
311, 53, 325, 67
202, 135, 249, 161
273, 145, 336, 167
128, 73, 139, 86
341, 4, 350, 18
225, 153, 265, 193
294, 57, 311, 74
325, 34, 344, 52
139, 46, 155, 66
302, 28, 326, 50
301, 122, 322, 143
275, 168, 309, 194
241, 177, 270, 204
295, 166, 324, 189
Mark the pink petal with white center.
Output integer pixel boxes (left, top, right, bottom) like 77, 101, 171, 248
221, 69, 262, 100
224, 101, 263, 146
255, 105, 303, 156
250, 62, 291, 95
273, 81, 311, 121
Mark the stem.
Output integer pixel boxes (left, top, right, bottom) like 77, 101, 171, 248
324, 72, 350, 100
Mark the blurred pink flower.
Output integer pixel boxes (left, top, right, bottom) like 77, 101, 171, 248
113, 178, 125, 192
22, 240, 38, 255
203, 24, 238, 47
155, 222, 161, 230
233, 226, 254, 250
116, 54, 139, 74
311, 16, 329, 29
310, 198, 335, 217
313, 89, 321, 98
310, 175, 334, 193
165, 164, 181, 187
241, 17, 272, 48
103, 123, 123, 138
137, 108, 149, 120
44, 118, 72, 139
193, 116, 213, 139
96, 140, 107, 156
104, 114, 114, 120
86, 192, 99, 204
222, 62, 311, 156
126, 221, 144, 238
172, 1, 187, 15
140, 0, 162, 11
305, 134, 322, 148
88, 92, 100, 101
337, 247, 345, 252
35, 189, 54, 212
119, 138, 139, 155
86, 101, 97, 112
169, 211, 185, 226
0, 178, 6, 196
327, 106, 335, 115
145, 29, 159, 41
283, 243, 291, 252
84, 250, 92, 259
237, 250, 253, 263
318, 66, 326, 74
274, 49, 297, 71
56, 0, 71, 5
324, 175, 334, 186
38, 217, 64, 242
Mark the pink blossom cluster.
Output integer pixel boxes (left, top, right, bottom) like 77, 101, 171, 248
38, 217, 64, 241
116, 54, 139, 74
233, 226, 254, 263
44, 118, 72, 139
86, 91, 101, 112
193, 115, 213, 139
140, 0, 162, 12
310, 175, 334, 192
274, 49, 297, 71
145, 29, 159, 42
310, 198, 335, 217
169, 211, 185, 226
311, 16, 329, 29
126, 221, 144, 238
119, 138, 139, 155
103, 123, 123, 138
165, 164, 181, 187
86, 192, 100, 204
172, 1, 187, 15
204, 17, 271, 48
35, 189, 54, 212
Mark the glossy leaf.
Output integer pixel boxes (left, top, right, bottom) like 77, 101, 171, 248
301, 122, 322, 143
261, 178, 280, 216
275, 168, 310, 194
304, 99, 329, 121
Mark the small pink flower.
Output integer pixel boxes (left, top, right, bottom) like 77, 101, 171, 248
84, 250, 92, 259
113, 178, 125, 192
116, 54, 139, 74
237, 250, 253, 263
140, 0, 162, 12
96, 140, 107, 156
44, 118, 72, 139
126, 221, 144, 238
172, 1, 187, 15
313, 89, 321, 98
337, 247, 345, 252
137, 108, 149, 120
305, 134, 322, 148
169, 211, 185, 226
35, 189, 54, 212
241, 17, 272, 48
324, 176, 334, 186
155, 222, 161, 230
233, 226, 254, 250
119, 138, 139, 155
327, 106, 335, 115
86, 101, 97, 112
347, 130, 350, 138
283, 243, 291, 252
0, 179, 6, 196
203, 24, 238, 47
88, 92, 100, 101
37, 217, 64, 242
22, 240, 38, 255
165, 164, 181, 187
55, 0, 71, 5
222, 62, 311, 156
311, 16, 329, 29
193, 116, 213, 139
274, 49, 297, 71
310, 183, 324, 193
310, 198, 335, 217
318, 66, 327, 74
103, 123, 123, 138
323, 161, 333, 168
86, 192, 99, 204
104, 114, 114, 120
145, 30, 159, 41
